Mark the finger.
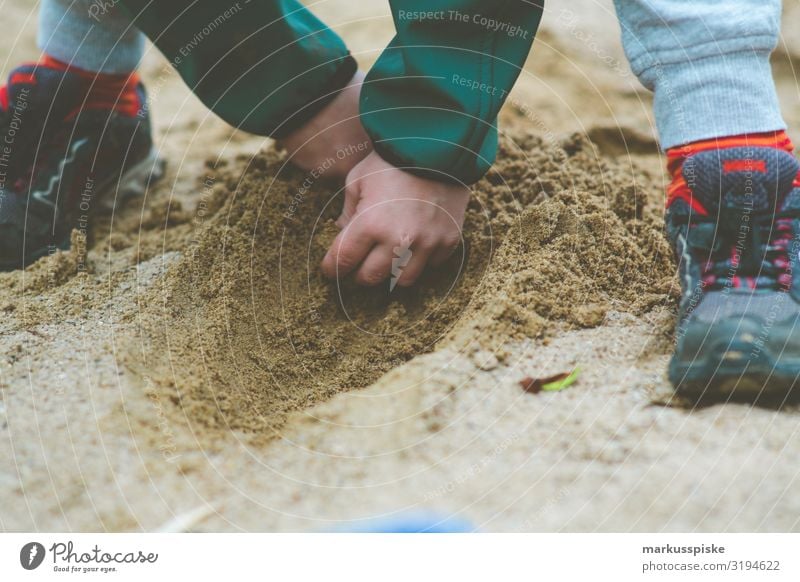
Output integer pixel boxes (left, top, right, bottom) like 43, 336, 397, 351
393, 245, 433, 288
354, 244, 394, 287
321, 223, 375, 279
336, 179, 361, 229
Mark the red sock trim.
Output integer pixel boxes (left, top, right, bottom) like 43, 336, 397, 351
9, 72, 37, 86
665, 131, 795, 213
667, 131, 794, 174
38, 54, 142, 117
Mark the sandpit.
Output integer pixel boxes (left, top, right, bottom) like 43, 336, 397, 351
3, 0, 800, 532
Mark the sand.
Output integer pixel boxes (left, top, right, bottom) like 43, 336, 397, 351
2, 0, 800, 532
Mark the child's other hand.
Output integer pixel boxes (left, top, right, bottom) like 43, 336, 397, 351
321, 152, 470, 288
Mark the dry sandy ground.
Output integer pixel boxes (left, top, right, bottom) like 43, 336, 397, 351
2, 0, 800, 532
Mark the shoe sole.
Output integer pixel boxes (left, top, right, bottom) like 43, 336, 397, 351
669, 323, 800, 404
2, 149, 166, 270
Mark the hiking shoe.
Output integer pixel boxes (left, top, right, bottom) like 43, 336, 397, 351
0, 62, 164, 270
666, 145, 800, 400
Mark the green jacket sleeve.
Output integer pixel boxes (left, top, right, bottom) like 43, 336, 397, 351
119, 0, 357, 138
360, 0, 543, 184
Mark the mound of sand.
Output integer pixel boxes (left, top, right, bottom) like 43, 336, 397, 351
117, 130, 677, 444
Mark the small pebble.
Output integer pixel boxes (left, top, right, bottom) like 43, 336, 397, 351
472, 350, 499, 371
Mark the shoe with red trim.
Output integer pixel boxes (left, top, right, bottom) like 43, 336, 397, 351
666, 135, 800, 401
0, 60, 164, 270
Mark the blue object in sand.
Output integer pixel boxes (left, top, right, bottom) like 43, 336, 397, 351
339, 513, 475, 533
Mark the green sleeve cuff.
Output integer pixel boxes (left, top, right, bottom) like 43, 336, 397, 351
359, 0, 543, 184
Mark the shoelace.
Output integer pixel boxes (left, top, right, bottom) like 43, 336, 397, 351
699, 214, 796, 291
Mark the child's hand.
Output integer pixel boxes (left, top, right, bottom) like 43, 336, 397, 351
321, 152, 470, 288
